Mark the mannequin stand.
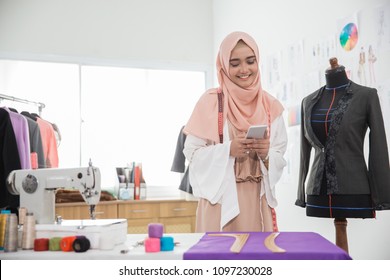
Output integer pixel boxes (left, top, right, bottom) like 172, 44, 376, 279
334, 218, 349, 253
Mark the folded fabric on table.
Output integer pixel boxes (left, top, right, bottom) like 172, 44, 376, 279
183, 231, 352, 260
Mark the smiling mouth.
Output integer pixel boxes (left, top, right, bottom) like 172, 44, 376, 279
238, 74, 251, 79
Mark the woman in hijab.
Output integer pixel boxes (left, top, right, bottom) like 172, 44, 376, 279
183, 31, 287, 232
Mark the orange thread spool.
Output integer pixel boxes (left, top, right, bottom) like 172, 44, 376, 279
60, 236, 77, 252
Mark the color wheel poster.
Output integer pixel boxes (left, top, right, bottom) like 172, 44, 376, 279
338, 14, 359, 52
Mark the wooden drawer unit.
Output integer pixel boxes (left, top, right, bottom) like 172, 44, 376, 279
56, 199, 198, 234
159, 201, 197, 218
55, 201, 118, 220
118, 202, 159, 219
118, 199, 198, 234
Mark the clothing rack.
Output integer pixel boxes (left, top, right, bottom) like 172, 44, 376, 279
0, 93, 45, 115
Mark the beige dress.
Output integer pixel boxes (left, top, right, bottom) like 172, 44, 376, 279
195, 124, 276, 232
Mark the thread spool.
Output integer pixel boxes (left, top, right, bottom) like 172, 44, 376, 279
17, 226, 23, 248
34, 238, 49, 251
60, 236, 76, 252
49, 237, 62, 251
4, 213, 18, 252
17, 207, 27, 249
148, 223, 164, 238
160, 236, 174, 251
18, 207, 27, 225
0, 210, 11, 250
72, 236, 91, 253
22, 212, 36, 250
144, 237, 160, 252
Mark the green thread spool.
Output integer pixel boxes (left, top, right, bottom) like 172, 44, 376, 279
49, 237, 62, 251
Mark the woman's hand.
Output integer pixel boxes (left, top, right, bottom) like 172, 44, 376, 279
230, 134, 270, 159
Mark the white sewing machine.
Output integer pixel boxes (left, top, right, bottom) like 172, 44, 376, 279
7, 165, 101, 224
6, 164, 128, 250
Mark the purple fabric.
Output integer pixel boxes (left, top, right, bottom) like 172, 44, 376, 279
3, 108, 31, 169
183, 232, 352, 260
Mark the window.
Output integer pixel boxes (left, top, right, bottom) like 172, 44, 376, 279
0, 59, 206, 194
0, 60, 80, 168
80, 65, 205, 189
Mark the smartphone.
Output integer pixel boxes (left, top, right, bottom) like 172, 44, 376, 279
246, 125, 267, 139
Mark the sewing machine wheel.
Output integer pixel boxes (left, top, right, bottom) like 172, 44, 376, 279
6, 171, 18, 195
22, 174, 39, 194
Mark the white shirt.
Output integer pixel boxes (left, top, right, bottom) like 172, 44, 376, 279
183, 115, 287, 229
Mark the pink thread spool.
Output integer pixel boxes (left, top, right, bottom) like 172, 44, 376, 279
144, 237, 160, 252
148, 223, 163, 238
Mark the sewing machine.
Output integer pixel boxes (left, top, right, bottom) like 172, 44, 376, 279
6, 164, 128, 250
6, 165, 101, 224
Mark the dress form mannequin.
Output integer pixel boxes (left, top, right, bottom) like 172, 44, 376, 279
297, 56, 390, 256
325, 58, 349, 253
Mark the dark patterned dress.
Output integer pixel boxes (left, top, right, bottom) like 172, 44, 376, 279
306, 86, 375, 218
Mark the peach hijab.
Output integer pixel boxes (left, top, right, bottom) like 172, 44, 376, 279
184, 31, 284, 143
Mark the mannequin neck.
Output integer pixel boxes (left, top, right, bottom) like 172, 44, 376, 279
325, 66, 349, 89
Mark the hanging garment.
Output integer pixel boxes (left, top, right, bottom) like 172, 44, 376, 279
2, 107, 31, 169
20, 111, 45, 168
0, 108, 21, 208
35, 117, 59, 168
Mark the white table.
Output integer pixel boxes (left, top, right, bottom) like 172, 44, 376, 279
0, 233, 203, 260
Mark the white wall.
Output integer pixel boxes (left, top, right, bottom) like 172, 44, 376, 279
213, 0, 390, 260
0, 0, 214, 72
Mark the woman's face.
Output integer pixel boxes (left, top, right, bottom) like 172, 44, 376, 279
228, 41, 258, 88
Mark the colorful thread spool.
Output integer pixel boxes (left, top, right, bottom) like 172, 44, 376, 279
72, 236, 91, 253
0, 210, 11, 250
49, 237, 62, 251
4, 213, 18, 252
22, 212, 36, 250
144, 237, 160, 252
148, 223, 163, 238
60, 236, 76, 252
34, 238, 49, 251
160, 236, 174, 251
18, 207, 27, 225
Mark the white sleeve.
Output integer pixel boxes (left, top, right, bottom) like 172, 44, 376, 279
183, 133, 234, 204
260, 115, 288, 208
183, 129, 239, 228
